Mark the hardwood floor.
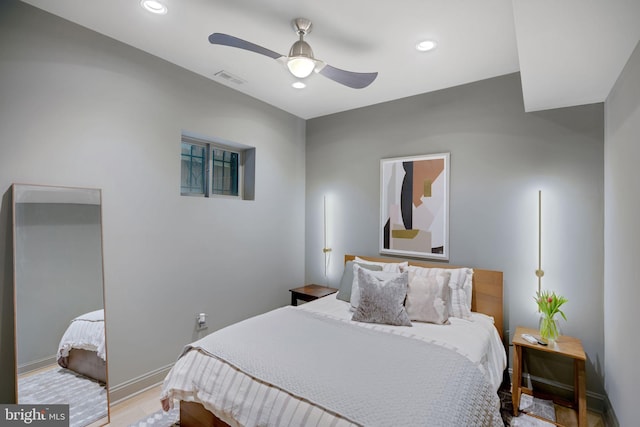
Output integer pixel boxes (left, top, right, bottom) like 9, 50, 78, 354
106, 384, 166, 426
554, 404, 606, 427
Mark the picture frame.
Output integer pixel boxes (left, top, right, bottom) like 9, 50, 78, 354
380, 153, 450, 260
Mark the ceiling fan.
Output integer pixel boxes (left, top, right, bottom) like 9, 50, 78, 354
208, 18, 378, 89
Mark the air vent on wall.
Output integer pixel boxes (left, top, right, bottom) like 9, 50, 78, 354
214, 70, 246, 85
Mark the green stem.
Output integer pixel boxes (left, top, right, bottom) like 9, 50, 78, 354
540, 315, 559, 341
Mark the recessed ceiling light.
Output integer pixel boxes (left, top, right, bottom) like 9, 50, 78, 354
292, 81, 306, 89
416, 40, 437, 52
141, 0, 168, 15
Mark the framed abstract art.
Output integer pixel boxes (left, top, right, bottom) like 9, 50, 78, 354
380, 153, 450, 260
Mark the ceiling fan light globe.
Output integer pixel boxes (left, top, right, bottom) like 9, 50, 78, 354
287, 57, 315, 78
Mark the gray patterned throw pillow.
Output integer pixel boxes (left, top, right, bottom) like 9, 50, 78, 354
351, 266, 412, 327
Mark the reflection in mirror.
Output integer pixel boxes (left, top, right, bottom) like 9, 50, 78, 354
13, 184, 109, 427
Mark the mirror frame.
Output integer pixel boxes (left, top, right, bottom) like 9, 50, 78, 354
12, 183, 110, 426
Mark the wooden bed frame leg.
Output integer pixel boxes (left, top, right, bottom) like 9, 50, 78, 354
180, 401, 230, 427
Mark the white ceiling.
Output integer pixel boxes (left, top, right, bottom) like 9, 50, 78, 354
20, 0, 640, 119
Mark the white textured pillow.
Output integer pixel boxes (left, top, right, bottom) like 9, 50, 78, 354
351, 267, 411, 327
406, 271, 451, 324
351, 264, 407, 310
403, 265, 473, 319
354, 257, 408, 272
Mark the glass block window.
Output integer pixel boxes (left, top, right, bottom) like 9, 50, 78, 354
212, 149, 239, 196
181, 141, 207, 195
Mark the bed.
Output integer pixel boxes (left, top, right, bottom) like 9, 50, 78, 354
161, 255, 506, 426
56, 309, 107, 383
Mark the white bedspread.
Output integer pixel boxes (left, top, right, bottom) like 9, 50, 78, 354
162, 297, 506, 427
300, 295, 506, 392
57, 309, 106, 361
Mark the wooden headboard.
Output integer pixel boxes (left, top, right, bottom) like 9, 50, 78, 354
345, 255, 504, 341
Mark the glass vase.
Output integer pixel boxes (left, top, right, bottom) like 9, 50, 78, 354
539, 315, 559, 342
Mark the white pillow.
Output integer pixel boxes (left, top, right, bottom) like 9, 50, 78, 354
403, 265, 473, 319
406, 270, 451, 324
354, 257, 408, 272
351, 264, 409, 310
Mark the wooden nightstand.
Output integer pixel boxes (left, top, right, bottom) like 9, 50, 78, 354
512, 326, 587, 427
289, 284, 338, 306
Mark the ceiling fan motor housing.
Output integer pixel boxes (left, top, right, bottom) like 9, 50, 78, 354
288, 40, 314, 59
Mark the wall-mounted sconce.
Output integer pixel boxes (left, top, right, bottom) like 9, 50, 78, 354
536, 190, 544, 296
323, 195, 332, 277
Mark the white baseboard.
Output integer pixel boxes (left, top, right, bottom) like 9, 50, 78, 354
108, 363, 174, 405
18, 355, 57, 375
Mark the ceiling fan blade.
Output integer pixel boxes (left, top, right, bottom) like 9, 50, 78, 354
208, 33, 284, 60
317, 64, 378, 89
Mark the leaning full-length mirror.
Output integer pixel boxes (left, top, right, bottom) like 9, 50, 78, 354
13, 184, 109, 427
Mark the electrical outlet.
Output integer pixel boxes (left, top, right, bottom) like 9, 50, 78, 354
196, 313, 208, 330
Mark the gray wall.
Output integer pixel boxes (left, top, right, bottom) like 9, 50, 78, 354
0, 0, 305, 397
14, 203, 104, 369
306, 73, 605, 399
0, 0, 621, 416
604, 40, 640, 427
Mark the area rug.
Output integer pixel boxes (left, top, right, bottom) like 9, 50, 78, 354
499, 387, 556, 427
511, 413, 556, 427
517, 394, 556, 422
128, 405, 179, 427
18, 366, 108, 427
